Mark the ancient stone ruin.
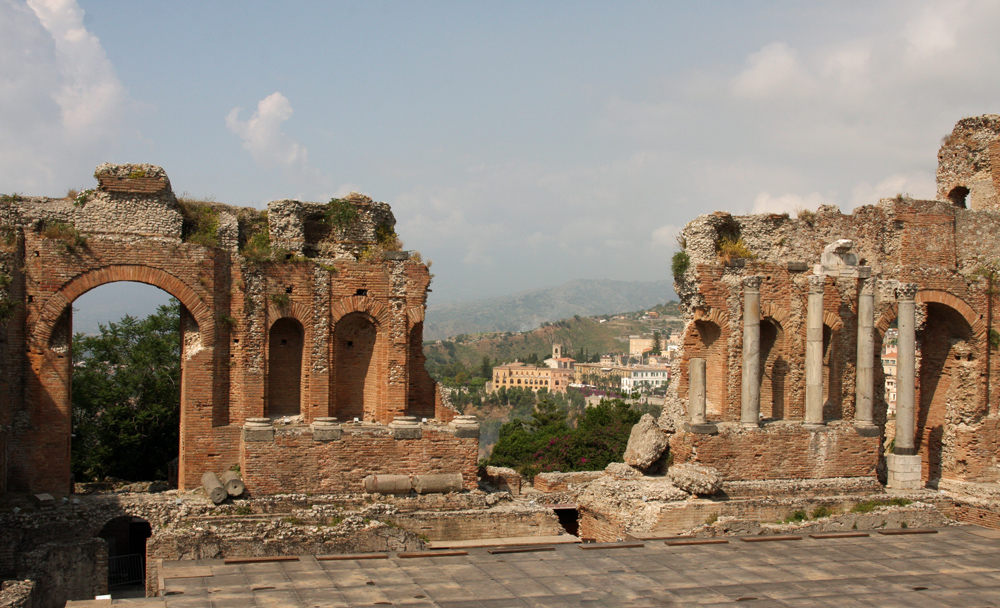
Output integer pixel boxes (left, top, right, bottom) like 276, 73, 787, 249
662, 114, 1000, 498
0, 163, 479, 498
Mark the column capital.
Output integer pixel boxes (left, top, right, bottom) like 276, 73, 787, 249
808, 274, 825, 293
743, 275, 762, 291
896, 282, 918, 301
859, 277, 875, 296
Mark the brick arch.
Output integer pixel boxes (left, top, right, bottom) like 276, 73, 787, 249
266, 301, 314, 330
692, 306, 729, 331
876, 303, 899, 334
916, 289, 986, 340
405, 305, 425, 330
331, 295, 389, 327
760, 303, 790, 327
33, 265, 213, 349
823, 311, 844, 332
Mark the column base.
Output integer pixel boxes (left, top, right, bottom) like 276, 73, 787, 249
686, 422, 718, 435
741, 421, 760, 429
802, 422, 827, 431
886, 454, 923, 491
853, 423, 879, 437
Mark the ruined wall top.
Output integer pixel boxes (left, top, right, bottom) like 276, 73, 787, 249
1, 164, 404, 261
937, 114, 1000, 210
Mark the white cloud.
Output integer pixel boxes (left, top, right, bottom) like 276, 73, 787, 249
850, 172, 936, 209
732, 42, 813, 101
226, 92, 309, 170
751, 192, 838, 215
651, 224, 680, 249
0, 0, 128, 194
26, 0, 126, 136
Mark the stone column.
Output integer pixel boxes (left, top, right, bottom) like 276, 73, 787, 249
895, 283, 918, 454
687, 358, 717, 433
741, 276, 762, 427
854, 277, 877, 432
888, 282, 922, 490
804, 274, 825, 427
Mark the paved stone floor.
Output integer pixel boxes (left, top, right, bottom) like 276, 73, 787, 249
119, 526, 1000, 607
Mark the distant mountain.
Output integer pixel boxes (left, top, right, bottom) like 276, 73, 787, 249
424, 279, 675, 341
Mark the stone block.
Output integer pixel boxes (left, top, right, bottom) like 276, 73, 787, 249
243, 418, 274, 442
886, 454, 923, 490
668, 463, 722, 496
453, 416, 480, 439
33, 493, 55, 508
390, 417, 422, 440
312, 418, 342, 442
623, 414, 669, 471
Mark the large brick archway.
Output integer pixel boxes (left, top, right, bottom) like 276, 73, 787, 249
23, 265, 218, 495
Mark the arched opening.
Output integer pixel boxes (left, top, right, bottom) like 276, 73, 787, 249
759, 318, 787, 420
407, 321, 436, 419
70, 282, 181, 485
98, 515, 152, 596
918, 303, 978, 487
687, 320, 725, 419
822, 324, 843, 419
947, 186, 970, 208
333, 312, 380, 421
267, 317, 304, 417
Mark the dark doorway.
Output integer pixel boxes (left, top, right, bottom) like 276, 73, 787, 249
99, 516, 152, 594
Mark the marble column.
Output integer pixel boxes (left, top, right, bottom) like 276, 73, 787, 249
741, 276, 762, 427
895, 282, 918, 456
690, 357, 707, 425
854, 277, 877, 430
804, 274, 825, 426
887, 282, 922, 490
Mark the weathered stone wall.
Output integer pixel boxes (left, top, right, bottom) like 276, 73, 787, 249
390, 509, 564, 541
669, 422, 878, 480
533, 471, 604, 493
0, 163, 461, 497
667, 186, 999, 486
937, 114, 1000, 210
240, 421, 479, 494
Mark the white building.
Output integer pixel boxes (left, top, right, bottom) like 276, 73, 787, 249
620, 366, 670, 393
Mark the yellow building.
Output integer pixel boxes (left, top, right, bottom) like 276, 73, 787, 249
491, 362, 573, 394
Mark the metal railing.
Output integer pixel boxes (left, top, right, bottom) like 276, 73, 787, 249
108, 553, 144, 587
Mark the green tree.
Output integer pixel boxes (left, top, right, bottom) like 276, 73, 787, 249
652, 331, 662, 355
480, 356, 493, 379
71, 300, 181, 481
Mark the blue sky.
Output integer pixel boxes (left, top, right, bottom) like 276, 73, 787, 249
5, 1, 1000, 330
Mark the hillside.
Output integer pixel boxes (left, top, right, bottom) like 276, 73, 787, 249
424, 278, 675, 341
423, 302, 683, 369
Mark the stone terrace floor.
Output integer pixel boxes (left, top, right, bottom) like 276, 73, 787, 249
92, 525, 1000, 607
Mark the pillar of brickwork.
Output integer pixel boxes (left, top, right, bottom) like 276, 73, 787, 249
804, 274, 825, 427
854, 277, 877, 432
888, 282, 921, 490
741, 276, 762, 427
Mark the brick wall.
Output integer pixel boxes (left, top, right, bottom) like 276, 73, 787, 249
390, 510, 563, 541
670, 422, 878, 480
2, 165, 448, 497
578, 505, 626, 542
240, 422, 478, 495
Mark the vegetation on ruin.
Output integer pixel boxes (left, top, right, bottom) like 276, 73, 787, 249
71, 301, 181, 482
323, 197, 359, 231
40, 221, 87, 252
270, 293, 291, 308
0, 271, 17, 324
0, 193, 21, 204
73, 188, 96, 207
0, 226, 16, 251
796, 207, 817, 224
671, 250, 690, 279
178, 198, 221, 247
715, 236, 755, 265
486, 396, 644, 480
850, 498, 912, 513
